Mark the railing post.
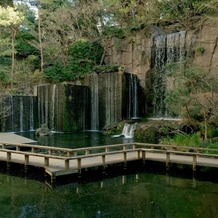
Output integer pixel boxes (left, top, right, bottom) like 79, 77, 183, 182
66, 151, 71, 157
105, 148, 109, 153
123, 151, 127, 168
2, 143, 6, 149
7, 152, 11, 161
6, 152, 11, 171
166, 152, 170, 170
102, 155, 106, 171
77, 158, 81, 175
65, 159, 70, 170
25, 154, 29, 165
16, 145, 20, 151
44, 157, 49, 167
74, 151, 78, 156
24, 154, 29, 173
85, 150, 89, 155
142, 150, 146, 164
193, 155, 197, 172
137, 150, 140, 159
123, 144, 127, 150
48, 149, 52, 155
31, 147, 35, 153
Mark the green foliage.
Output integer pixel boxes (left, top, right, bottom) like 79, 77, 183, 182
164, 64, 217, 121
44, 60, 94, 82
15, 30, 39, 59
195, 46, 205, 54
93, 65, 119, 73
160, 0, 217, 19
135, 126, 159, 144
0, 57, 10, 82
69, 40, 103, 64
45, 40, 104, 82
161, 132, 202, 147
101, 26, 125, 39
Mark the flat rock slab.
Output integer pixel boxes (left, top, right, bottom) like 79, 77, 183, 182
0, 133, 36, 144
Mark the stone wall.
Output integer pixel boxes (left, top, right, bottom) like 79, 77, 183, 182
193, 23, 218, 75
104, 23, 218, 89
104, 34, 152, 90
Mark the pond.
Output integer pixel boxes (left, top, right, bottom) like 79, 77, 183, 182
17, 131, 134, 148
1, 131, 217, 218
1, 170, 218, 218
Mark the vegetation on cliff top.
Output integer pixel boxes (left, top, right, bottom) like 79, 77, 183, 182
0, 0, 217, 94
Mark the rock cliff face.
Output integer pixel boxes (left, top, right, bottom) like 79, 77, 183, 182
193, 24, 218, 75
104, 23, 218, 90
104, 35, 152, 90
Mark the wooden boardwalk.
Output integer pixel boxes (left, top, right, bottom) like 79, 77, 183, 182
0, 133, 36, 144
0, 141, 218, 183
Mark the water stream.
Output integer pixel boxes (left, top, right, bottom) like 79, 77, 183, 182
90, 72, 99, 131
152, 31, 186, 116
121, 123, 137, 138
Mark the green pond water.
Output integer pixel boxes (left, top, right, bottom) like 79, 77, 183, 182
1, 132, 218, 218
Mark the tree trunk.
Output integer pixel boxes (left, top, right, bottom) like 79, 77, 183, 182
203, 111, 208, 141
11, 28, 17, 89
38, 12, 44, 74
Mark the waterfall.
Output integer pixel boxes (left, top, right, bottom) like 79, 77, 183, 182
29, 97, 34, 131
9, 96, 14, 132
0, 96, 37, 132
37, 84, 90, 132
51, 84, 56, 131
125, 73, 140, 119
90, 72, 99, 130
121, 123, 137, 138
20, 97, 23, 132
152, 31, 186, 116
106, 73, 117, 126
132, 75, 138, 118
89, 72, 121, 130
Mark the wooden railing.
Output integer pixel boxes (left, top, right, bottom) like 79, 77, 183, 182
1, 141, 218, 176
1, 141, 218, 156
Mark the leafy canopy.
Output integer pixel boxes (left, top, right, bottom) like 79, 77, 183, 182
0, 6, 24, 26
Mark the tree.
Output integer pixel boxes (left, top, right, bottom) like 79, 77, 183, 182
165, 64, 218, 140
0, 6, 24, 88
158, 0, 218, 28
0, 0, 13, 7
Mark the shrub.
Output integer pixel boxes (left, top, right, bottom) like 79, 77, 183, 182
45, 40, 104, 82
160, 132, 202, 147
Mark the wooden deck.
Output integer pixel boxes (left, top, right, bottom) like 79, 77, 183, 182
0, 141, 218, 183
0, 133, 36, 144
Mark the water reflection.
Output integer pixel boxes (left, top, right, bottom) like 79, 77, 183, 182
8, 131, 218, 217
1, 171, 218, 217
18, 131, 129, 148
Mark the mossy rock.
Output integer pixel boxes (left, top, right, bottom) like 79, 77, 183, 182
35, 124, 51, 136
135, 125, 159, 143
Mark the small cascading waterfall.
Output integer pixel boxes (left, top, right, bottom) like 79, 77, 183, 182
121, 123, 137, 138
20, 97, 23, 132
152, 31, 186, 116
37, 85, 49, 128
0, 96, 37, 132
90, 72, 99, 131
132, 75, 139, 118
29, 96, 34, 131
51, 84, 56, 131
89, 72, 122, 130
105, 72, 118, 127
37, 84, 90, 132
125, 73, 140, 119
